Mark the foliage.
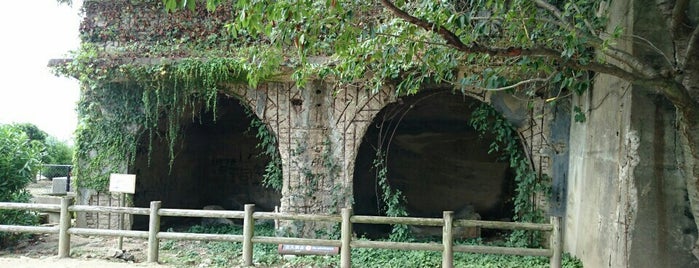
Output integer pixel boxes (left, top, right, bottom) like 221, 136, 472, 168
51, 0, 292, 190
372, 150, 409, 241
470, 103, 549, 247
56, 49, 273, 189
43, 136, 73, 165
247, 111, 283, 192
161, 0, 607, 97
10, 123, 73, 165
11, 123, 48, 143
0, 125, 42, 247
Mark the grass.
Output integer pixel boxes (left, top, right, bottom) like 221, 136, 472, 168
158, 224, 583, 268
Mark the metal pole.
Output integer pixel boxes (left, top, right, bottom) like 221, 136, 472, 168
147, 201, 162, 263
58, 196, 72, 258
442, 211, 454, 268
65, 166, 72, 192
341, 207, 353, 268
243, 204, 255, 267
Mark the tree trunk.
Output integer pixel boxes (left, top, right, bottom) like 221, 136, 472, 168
679, 100, 699, 259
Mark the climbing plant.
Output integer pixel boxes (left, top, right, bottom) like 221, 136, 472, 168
246, 111, 283, 192
470, 103, 550, 247
55, 44, 282, 190
373, 150, 409, 241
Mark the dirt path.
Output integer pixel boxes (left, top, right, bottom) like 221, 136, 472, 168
0, 180, 177, 267
0, 256, 173, 268
0, 232, 177, 268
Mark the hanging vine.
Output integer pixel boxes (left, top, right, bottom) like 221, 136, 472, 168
246, 110, 283, 192
470, 102, 550, 247
54, 43, 285, 191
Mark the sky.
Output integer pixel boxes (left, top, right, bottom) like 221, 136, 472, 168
0, 1, 83, 143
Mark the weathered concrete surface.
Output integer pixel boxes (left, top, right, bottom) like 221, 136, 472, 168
565, 0, 699, 267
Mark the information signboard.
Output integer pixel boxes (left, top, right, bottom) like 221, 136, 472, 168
109, 174, 136, 194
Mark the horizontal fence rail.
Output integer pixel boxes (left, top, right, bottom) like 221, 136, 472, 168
0, 198, 562, 268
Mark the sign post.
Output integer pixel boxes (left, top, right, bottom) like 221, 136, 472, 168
109, 174, 136, 250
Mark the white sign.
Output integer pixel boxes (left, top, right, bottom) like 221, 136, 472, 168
109, 174, 136, 194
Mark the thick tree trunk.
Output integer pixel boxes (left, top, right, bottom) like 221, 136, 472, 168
679, 101, 699, 259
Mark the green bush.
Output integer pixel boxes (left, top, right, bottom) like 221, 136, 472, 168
0, 124, 43, 247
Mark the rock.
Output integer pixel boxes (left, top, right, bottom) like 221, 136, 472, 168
409, 204, 482, 239
201, 205, 235, 226
199, 258, 212, 267
111, 249, 136, 262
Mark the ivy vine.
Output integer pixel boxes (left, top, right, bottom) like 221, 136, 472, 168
373, 150, 409, 242
56, 43, 283, 190
470, 103, 550, 247
246, 111, 283, 192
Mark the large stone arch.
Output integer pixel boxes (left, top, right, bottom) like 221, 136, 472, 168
130, 92, 280, 229
350, 88, 541, 237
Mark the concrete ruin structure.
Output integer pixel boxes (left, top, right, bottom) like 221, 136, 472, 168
60, 0, 699, 267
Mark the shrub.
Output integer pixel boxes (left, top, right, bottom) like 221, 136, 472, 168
0, 124, 43, 247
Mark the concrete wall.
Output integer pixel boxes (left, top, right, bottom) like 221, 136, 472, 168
565, 0, 698, 267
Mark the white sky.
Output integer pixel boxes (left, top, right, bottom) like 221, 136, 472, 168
0, 1, 83, 143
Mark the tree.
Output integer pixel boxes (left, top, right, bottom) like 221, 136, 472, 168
10, 122, 73, 165
0, 125, 42, 247
164, 0, 698, 254
11, 123, 47, 144
43, 136, 73, 165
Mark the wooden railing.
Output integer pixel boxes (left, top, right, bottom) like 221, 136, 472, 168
0, 197, 562, 268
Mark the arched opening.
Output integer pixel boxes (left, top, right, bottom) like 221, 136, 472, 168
131, 94, 280, 229
353, 90, 516, 238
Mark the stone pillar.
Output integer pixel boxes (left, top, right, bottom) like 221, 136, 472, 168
230, 81, 394, 237
565, 0, 699, 267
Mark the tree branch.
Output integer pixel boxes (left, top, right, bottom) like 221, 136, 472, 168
534, 0, 662, 78
671, 0, 691, 36
379, 0, 652, 84
656, 0, 692, 38
534, 0, 566, 25
477, 74, 554, 92
684, 22, 699, 72
378, 0, 468, 50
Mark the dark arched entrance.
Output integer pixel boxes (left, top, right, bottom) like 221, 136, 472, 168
352, 90, 516, 238
131, 94, 280, 229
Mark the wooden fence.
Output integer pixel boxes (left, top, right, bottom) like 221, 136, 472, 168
0, 197, 562, 268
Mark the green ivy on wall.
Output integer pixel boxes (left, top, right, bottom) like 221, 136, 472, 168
470, 103, 550, 247
54, 42, 286, 190
246, 110, 283, 191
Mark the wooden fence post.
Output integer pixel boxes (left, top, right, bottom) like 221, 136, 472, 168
117, 193, 125, 250
147, 201, 162, 263
58, 196, 72, 258
243, 204, 255, 267
550, 216, 562, 268
442, 211, 454, 268
341, 207, 353, 268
